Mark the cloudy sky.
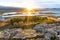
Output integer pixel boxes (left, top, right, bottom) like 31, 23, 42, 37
0, 0, 60, 8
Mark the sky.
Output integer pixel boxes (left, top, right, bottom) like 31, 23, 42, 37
0, 0, 60, 8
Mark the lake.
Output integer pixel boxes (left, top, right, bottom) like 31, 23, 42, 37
0, 10, 60, 20
41, 10, 60, 16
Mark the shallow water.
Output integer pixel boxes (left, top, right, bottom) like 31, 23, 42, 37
42, 10, 60, 16
0, 10, 60, 20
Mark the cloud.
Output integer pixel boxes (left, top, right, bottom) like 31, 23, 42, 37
0, 0, 60, 8
35, 0, 60, 3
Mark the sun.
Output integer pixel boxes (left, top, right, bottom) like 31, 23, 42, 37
23, 3, 35, 14
25, 2, 36, 13
21, 0, 36, 15
21, 0, 34, 11
25, 5, 34, 13
25, 3, 33, 10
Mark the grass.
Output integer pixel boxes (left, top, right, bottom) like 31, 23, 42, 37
0, 16, 57, 31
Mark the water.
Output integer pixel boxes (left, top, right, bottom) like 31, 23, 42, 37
41, 10, 60, 16
0, 10, 60, 20
2, 10, 60, 16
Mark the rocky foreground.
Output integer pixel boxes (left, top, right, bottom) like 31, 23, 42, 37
0, 22, 60, 40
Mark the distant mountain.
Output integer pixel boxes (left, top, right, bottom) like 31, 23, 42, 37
0, 6, 60, 11
0, 6, 24, 12
0, 6, 24, 10
39, 8, 60, 11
